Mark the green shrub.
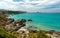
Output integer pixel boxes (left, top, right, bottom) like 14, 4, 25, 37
0, 28, 16, 38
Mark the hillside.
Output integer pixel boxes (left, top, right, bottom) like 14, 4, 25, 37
0, 9, 26, 14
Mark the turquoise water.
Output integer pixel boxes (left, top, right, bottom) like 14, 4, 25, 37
8, 13, 60, 32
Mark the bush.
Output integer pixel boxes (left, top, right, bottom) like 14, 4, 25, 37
0, 28, 16, 38
37, 30, 51, 38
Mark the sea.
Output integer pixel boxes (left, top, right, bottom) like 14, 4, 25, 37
8, 13, 60, 32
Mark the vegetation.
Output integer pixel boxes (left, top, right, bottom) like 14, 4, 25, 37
0, 28, 16, 38
0, 10, 26, 14
0, 14, 7, 27
11, 30, 51, 38
37, 30, 51, 38
0, 29, 51, 38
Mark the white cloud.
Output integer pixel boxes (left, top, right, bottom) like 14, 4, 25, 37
0, 0, 60, 12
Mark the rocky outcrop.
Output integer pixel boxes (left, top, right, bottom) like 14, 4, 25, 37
4, 18, 14, 24
5, 19, 26, 32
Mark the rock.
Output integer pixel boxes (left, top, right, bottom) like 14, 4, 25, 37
4, 19, 27, 32
21, 24, 26, 27
4, 18, 14, 24
17, 27, 29, 34
28, 19, 32, 22
16, 19, 26, 24
15, 19, 26, 26
20, 19, 26, 23
29, 30, 37, 33
47, 30, 56, 34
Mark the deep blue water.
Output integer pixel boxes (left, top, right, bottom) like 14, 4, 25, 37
8, 13, 60, 32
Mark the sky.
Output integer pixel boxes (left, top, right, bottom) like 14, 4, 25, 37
0, 0, 60, 13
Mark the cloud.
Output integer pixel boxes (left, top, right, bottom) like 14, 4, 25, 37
13, 0, 23, 2
0, 0, 60, 13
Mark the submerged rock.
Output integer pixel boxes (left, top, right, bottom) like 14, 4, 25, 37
28, 19, 32, 22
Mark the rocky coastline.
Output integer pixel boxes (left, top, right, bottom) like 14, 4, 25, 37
2, 17, 60, 38
8, 18, 60, 38
0, 13, 60, 38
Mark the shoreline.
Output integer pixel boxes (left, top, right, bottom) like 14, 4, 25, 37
0, 13, 60, 38
5, 17, 60, 32
7, 14, 60, 32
